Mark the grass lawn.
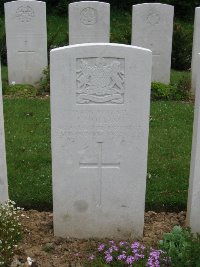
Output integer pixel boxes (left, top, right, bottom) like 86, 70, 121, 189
3, 98, 194, 211
1, 65, 8, 91
4, 98, 52, 210
170, 69, 191, 86
147, 101, 193, 211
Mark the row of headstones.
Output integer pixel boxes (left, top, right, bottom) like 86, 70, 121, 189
1, 43, 200, 239
3, 0, 190, 86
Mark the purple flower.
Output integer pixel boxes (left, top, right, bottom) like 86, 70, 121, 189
134, 252, 145, 261
108, 247, 113, 253
111, 245, 119, 251
119, 241, 129, 247
117, 254, 126, 261
98, 243, 105, 252
91, 240, 170, 267
89, 254, 95, 261
131, 241, 140, 249
146, 249, 164, 267
132, 248, 139, 254
126, 255, 135, 265
105, 253, 113, 263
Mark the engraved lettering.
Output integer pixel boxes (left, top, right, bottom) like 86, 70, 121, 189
57, 125, 143, 140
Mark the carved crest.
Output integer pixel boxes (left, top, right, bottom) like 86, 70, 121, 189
80, 7, 97, 25
147, 12, 160, 25
76, 58, 125, 104
16, 5, 35, 22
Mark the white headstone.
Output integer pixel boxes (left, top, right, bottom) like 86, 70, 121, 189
131, 3, 174, 84
0, 61, 8, 203
69, 1, 110, 45
191, 7, 200, 94
4, 0, 48, 85
51, 43, 152, 239
187, 53, 200, 233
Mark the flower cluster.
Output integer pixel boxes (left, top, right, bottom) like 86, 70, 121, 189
0, 200, 23, 267
89, 240, 170, 267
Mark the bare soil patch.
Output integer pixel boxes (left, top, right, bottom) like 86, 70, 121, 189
12, 210, 186, 267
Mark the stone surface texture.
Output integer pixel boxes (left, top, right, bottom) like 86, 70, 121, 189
4, 0, 48, 85
69, 1, 110, 45
132, 3, 174, 84
51, 43, 152, 239
191, 7, 200, 94
187, 53, 200, 234
0, 61, 8, 203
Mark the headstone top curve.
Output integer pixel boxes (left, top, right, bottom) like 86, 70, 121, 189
51, 43, 152, 54
132, 3, 174, 9
69, 1, 110, 6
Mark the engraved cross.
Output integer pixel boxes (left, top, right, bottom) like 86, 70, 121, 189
79, 142, 120, 206
17, 39, 35, 75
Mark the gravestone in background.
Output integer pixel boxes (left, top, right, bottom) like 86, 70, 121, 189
187, 53, 200, 234
132, 3, 174, 84
4, 0, 47, 85
51, 43, 152, 239
0, 61, 8, 203
69, 1, 110, 45
191, 7, 200, 94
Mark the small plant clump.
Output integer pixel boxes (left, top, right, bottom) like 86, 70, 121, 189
159, 226, 200, 267
151, 75, 191, 101
0, 200, 23, 267
151, 82, 175, 101
87, 240, 170, 267
38, 66, 50, 94
4, 84, 37, 97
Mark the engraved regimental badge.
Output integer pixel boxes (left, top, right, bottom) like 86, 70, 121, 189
16, 5, 35, 22
76, 58, 125, 104
80, 7, 97, 25
147, 12, 160, 25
